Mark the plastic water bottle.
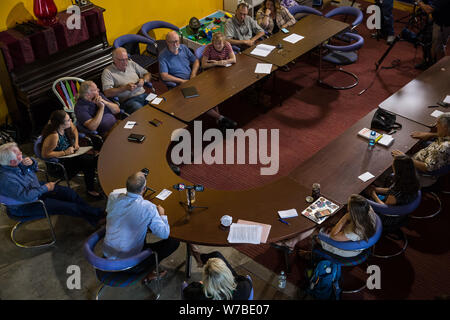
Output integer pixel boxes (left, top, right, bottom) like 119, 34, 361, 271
278, 271, 287, 289
368, 130, 376, 148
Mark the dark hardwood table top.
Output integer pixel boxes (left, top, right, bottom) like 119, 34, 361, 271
288, 109, 429, 204
151, 53, 277, 123
98, 105, 335, 246
243, 15, 348, 67
379, 56, 450, 127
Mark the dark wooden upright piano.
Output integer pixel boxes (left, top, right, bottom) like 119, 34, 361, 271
0, 6, 112, 140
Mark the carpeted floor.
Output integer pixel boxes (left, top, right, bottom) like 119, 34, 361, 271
154, 1, 449, 299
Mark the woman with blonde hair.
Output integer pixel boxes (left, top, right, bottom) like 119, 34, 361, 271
201, 32, 236, 69
182, 251, 252, 300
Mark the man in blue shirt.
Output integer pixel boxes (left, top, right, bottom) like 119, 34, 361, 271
103, 171, 180, 281
75, 81, 120, 138
0, 143, 104, 226
159, 31, 237, 130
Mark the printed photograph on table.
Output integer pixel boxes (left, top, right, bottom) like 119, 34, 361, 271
301, 197, 339, 224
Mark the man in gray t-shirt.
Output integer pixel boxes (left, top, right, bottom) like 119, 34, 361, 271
224, 2, 265, 50
101, 47, 152, 114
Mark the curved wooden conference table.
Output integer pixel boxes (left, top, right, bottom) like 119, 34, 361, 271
98, 105, 320, 247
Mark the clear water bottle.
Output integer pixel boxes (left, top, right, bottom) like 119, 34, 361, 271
368, 130, 376, 148
278, 271, 286, 289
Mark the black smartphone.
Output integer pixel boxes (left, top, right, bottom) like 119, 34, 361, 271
141, 168, 149, 177
149, 119, 162, 127
127, 133, 145, 143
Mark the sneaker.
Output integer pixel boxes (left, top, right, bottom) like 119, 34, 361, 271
217, 116, 237, 130
386, 35, 395, 45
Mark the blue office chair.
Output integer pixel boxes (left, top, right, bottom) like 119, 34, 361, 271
113, 34, 158, 70
195, 45, 206, 60
83, 227, 161, 300
325, 6, 363, 32
0, 194, 56, 249
318, 32, 364, 90
411, 165, 450, 219
312, 214, 382, 293
181, 274, 254, 300
140, 20, 180, 57
367, 190, 421, 258
289, 5, 323, 20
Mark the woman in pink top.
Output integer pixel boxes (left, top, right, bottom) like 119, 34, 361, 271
201, 32, 236, 69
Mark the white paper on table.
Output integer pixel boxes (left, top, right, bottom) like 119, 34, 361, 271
225, 63, 232, 67
378, 134, 394, 147
151, 97, 163, 105
145, 93, 157, 102
278, 209, 298, 219
124, 121, 136, 129
155, 189, 172, 201
250, 48, 271, 57
111, 188, 127, 195
227, 223, 262, 244
255, 63, 273, 74
250, 44, 276, 57
358, 172, 375, 182
283, 33, 304, 44
431, 110, 444, 118
443, 95, 450, 104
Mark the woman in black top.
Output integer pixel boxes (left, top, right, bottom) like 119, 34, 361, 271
183, 251, 252, 300
40, 110, 100, 198
367, 155, 420, 206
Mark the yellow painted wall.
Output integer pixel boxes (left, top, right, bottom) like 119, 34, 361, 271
0, 0, 223, 125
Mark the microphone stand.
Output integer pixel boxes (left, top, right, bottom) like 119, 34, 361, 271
179, 189, 208, 213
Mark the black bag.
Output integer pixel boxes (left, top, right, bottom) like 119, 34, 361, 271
371, 108, 402, 131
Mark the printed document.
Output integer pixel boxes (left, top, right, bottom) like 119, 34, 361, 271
227, 223, 262, 244
283, 33, 304, 44
250, 44, 276, 57
255, 63, 273, 74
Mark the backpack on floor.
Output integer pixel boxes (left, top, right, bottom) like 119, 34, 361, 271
307, 260, 341, 300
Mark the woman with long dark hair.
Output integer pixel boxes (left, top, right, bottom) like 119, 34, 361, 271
256, 0, 296, 35
367, 155, 420, 205
40, 110, 100, 198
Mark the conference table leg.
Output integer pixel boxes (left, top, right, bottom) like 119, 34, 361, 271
185, 245, 191, 279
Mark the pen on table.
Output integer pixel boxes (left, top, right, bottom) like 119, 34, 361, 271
278, 218, 290, 225
388, 129, 397, 135
375, 135, 383, 143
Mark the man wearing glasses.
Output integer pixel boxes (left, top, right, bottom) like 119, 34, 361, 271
101, 47, 153, 114
224, 2, 265, 50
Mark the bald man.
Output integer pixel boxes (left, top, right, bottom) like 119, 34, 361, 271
159, 31, 236, 129
101, 47, 152, 114
159, 31, 200, 85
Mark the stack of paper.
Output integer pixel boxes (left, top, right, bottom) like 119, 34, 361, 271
250, 44, 276, 57
227, 223, 263, 244
283, 33, 304, 44
255, 63, 273, 74
124, 121, 136, 129
278, 209, 298, 219
358, 172, 375, 182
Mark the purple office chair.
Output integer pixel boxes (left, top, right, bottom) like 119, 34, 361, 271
313, 214, 382, 293
0, 194, 56, 249
318, 32, 364, 90
113, 34, 158, 70
140, 21, 180, 57
83, 227, 162, 300
325, 6, 363, 32
367, 190, 421, 258
411, 164, 450, 219
289, 5, 323, 20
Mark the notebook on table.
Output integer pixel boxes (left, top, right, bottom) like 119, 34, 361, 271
181, 86, 199, 98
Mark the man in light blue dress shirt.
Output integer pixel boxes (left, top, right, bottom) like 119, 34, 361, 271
103, 171, 179, 280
